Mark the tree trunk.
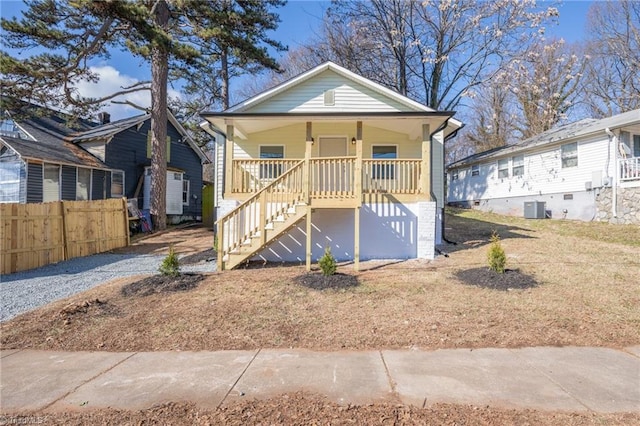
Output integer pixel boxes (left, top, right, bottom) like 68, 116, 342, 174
149, 0, 170, 231
221, 48, 229, 109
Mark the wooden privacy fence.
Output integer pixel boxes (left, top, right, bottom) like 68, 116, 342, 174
1, 198, 129, 275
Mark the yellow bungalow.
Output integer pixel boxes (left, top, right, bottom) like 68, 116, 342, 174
200, 62, 462, 270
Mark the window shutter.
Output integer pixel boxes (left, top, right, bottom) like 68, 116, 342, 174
147, 133, 170, 163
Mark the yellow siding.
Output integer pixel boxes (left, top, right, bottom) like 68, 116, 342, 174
234, 122, 422, 160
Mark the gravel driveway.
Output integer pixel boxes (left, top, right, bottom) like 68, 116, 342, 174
1, 226, 216, 322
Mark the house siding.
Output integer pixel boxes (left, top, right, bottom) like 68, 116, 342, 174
446, 133, 627, 220
104, 120, 204, 218
247, 70, 411, 114
61, 165, 77, 201
26, 162, 43, 203
91, 169, 110, 200
233, 123, 422, 160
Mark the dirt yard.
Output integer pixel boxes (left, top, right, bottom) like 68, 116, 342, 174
2, 210, 639, 423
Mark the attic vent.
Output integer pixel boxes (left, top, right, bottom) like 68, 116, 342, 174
324, 89, 335, 106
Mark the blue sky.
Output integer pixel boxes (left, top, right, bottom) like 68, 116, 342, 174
1, 0, 595, 119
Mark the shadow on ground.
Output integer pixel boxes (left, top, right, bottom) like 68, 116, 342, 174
440, 209, 536, 254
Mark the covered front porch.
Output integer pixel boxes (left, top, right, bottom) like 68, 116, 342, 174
202, 112, 456, 271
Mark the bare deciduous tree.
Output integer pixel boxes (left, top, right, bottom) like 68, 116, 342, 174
581, 0, 640, 117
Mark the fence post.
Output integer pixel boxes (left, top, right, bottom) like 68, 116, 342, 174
61, 201, 69, 261
122, 197, 130, 246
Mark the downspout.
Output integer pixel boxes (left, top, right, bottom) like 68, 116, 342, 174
605, 127, 617, 218
430, 119, 462, 246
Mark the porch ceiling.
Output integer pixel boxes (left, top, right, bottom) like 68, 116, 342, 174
202, 112, 456, 141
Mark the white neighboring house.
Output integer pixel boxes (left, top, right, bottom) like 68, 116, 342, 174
447, 109, 640, 224
200, 61, 462, 270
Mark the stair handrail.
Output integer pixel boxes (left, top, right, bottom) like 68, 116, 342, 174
216, 159, 306, 269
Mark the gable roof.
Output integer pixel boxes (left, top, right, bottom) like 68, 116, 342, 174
69, 112, 210, 164
448, 109, 640, 169
201, 61, 462, 141
222, 61, 436, 114
0, 103, 108, 169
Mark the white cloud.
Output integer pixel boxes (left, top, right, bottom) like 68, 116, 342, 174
74, 65, 181, 121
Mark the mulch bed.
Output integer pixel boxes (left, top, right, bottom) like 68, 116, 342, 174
455, 268, 539, 291
120, 273, 205, 297
293, 272, 359, 290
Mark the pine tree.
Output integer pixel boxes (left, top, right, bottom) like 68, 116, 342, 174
1, 0, 284, 229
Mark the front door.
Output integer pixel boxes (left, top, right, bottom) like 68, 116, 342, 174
317, 137, 349, 193
319, 137, 347, 157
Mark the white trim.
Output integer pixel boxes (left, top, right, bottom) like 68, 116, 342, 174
371, 144, 399, 158
75, 167, 92, 201
110, 169, 125, 198
259, 144, 286, 158
182, 179, 190, 206
43, 163, 61, 202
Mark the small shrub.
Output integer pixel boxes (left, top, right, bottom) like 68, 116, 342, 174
159, 245, 180, 277
487, 231, 507, 274
318, 246, 337, 276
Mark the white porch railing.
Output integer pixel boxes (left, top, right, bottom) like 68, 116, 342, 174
619, 157, 640, 181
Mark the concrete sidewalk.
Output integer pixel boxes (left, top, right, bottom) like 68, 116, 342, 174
1, 346, 639, 414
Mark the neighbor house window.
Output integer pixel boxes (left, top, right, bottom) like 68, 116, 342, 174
634, 135, 640, 157
111, 170, 124, 198
182, 179, 190, 205
76, 168, 91, 200
512, 155, 524, 177
43, 164, 60, 202
471, 164, 479, 176
0, 159, 22, 203
498, 159, 509, 178
372, 145, 397, 179
561, 142, 578, 168
260, 145, 284, 179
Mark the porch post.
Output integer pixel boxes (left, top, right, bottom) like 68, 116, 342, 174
304, 122, 312, 202
354, 121, 363, 199
354, 121, 362, 271
421, 123, 431, 200
225, 123, 234, 197
306, 205, 312, 271
305, 122, 313, 272
354, 207, 360, 271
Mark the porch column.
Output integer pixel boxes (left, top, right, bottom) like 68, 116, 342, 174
303, 122, 312, 203
305, 122, 313, 272
354, 121, 362, 271
306, 205, 312, 271
421, 123, 431, 200
225, 123, 234, 197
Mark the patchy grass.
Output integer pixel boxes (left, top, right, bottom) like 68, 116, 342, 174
2, 209, 638, 352
6, 395, 639, 426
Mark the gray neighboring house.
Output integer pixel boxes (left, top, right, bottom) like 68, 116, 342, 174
447, 109, 640, 224
0, 102, 210, 224
0, 105, 115, 203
